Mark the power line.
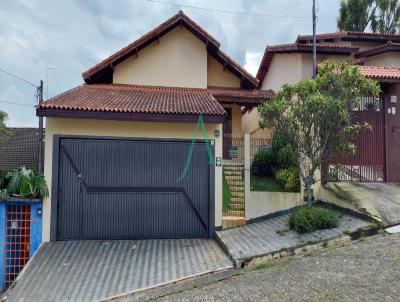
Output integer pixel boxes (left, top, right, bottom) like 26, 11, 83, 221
0, 67, 37, 88
0, 99, 34, 107
146, 0, 311, 19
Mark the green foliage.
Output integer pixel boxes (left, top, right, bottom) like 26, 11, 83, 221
0, 110, 11, 143
337, 0, 399, 34
258, 61, 380, 201
223, 174, 231, 212
337, 0, 375, 31
276, 167, 301, 192
250, 176, 284, 192
371, 0, 400, 34
253, 149, 275, 166
271, 133, 296, 169
289, 206, 340, 234
5, 167, 48, 199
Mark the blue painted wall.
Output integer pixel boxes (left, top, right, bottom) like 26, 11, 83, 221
30, 203, 43, 258
0, 200, 42, 290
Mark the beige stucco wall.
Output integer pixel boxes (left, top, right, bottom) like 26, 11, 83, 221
113, 27, 208, 88
301, 53, 350, 79
223, 103, 243, 134
207, 55, 241, 88
43, 117, 223, 242
365, 52, 400, 67
260, 53, 303, 92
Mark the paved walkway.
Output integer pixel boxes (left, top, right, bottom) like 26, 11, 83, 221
5, 239, 232, 302
155, 233, 400, 302
217, 210, 369, 263
325, 182, 400, 225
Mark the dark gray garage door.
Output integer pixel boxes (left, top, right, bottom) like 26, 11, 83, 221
54, 137, 214, 240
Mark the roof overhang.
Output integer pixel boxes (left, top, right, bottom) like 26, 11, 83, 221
82, 11, 258, 89
256, 43, 358, 85
36, 108, 226, 124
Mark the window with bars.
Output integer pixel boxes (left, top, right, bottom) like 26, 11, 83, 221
4, 205, 31, 289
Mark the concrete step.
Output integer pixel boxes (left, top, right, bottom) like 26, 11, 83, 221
230, 197, 244, 203
225, 175, 242, 181
224, 210, 245, 217
231, 191, 244, 198
222, 216, 245, 229
230, 204, 245, 210
223, 166, 244, 172
226, 180, 244, 187
230, 186, 244, 192
223, 170, 242, 176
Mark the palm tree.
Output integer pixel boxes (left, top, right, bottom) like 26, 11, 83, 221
371, 0, 400, 34
337, 0, 375, 31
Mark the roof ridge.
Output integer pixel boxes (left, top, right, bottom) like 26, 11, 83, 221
81, 11, 257, 88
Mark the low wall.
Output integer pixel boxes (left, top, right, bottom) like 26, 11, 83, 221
243, 134, 303, 221
245, 191, 302, 221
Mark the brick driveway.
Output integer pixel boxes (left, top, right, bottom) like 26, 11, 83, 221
155, 233, 400, 302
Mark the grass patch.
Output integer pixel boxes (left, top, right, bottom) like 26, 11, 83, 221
250, 176, 284, 192
250, 258, 291, 271
289, 206, 340, 234
223, 174, 231, 212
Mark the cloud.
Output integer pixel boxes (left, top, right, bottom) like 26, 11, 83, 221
0, 0, 340, 126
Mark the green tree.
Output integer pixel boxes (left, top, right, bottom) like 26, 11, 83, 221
337, 0, 375, 31
258, 61, 380, 203
0, 110, 11, 143
371, 0, 400, 34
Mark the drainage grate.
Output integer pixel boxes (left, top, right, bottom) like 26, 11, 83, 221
4, 205, 31, 288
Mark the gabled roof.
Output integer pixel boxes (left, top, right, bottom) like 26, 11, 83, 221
296, 31, 400, 43
82, 11, 258, 89
356, 65, 400, 83
256, 43, 358, 85
37, 84, 273, 123
0, 128, 42, 171
355, 41, 400, 58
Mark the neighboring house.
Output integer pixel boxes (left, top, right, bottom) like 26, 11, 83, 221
0, 128, 41, 172
36, 11, 273, 242
245, 31, 400, 183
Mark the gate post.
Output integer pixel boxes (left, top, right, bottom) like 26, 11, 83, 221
244, 133, 250, 221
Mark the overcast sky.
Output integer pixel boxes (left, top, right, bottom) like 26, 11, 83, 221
0, 0, 340, 127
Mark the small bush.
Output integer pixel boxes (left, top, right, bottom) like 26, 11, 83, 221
271, 134, 296, 169
276, 167, 300, 192
253, 149, 275, 166
289, 206, 340, 234
252, 149, 275, 177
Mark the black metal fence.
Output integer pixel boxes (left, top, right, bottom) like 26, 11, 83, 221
223, 133, 244, 164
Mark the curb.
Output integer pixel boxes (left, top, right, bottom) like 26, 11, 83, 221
238, 224, 382, 268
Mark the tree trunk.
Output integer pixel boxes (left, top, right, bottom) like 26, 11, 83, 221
304, 180, 314, 203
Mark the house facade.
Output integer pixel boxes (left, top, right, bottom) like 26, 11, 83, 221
37, 11, 272, 242
248, 31, 400, 186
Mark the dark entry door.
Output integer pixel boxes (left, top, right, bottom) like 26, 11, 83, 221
385, 85, 400, 182
56, 137, 213, 240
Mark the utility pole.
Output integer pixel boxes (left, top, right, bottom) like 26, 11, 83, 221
312, 0, 317, 78
37, 80, 44, 174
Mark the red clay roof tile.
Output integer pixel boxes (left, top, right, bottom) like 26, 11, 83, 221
356, 65, 400, 82
37, 84, 273, 118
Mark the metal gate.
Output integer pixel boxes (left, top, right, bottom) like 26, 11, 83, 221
4, 205, 31, 288
323, 97, 385, 182
54, 137, 213, 240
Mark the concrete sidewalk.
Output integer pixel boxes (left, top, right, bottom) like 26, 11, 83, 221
4, 239, 233, 302
216, 210, 370, 266
325, 182, 400, 226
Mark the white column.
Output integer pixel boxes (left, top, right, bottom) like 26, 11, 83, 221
244, 133, 250, 221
